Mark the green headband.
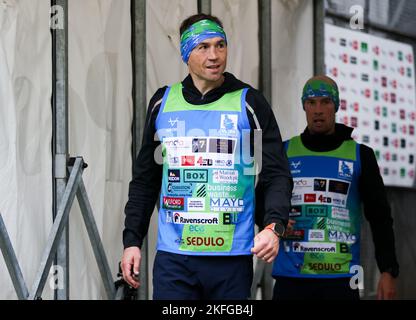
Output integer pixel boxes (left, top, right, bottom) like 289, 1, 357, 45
301, 79, 340, 112
180, 19, 227, 63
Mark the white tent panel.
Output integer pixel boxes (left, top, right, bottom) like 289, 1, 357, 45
212, 0, 259, 88
146, 0, 197, 102
0, 0, 53, 299
271, 0, 314, 140
68, 0, 132, 299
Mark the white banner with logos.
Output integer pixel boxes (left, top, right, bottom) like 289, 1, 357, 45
325, 24, 416, 187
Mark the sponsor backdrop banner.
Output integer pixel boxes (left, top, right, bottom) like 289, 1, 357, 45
325, 24, 416, 187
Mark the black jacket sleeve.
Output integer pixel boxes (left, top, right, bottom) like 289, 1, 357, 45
122, 88, 166, 249
247, 89, 293, 229
359, 144, 399, 275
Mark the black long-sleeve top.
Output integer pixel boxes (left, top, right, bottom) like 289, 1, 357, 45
123, 72, 293, 249
294, 123, 399, 276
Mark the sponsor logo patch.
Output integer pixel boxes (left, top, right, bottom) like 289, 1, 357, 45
212, 169, 238, 184
292, 242, 337, 253
338, 161, 354, 179
163, 197, 184, 210
167, 169, 181, 182
184, 169, 208, 183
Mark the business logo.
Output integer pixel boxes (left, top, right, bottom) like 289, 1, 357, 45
196, 157, 213, 166
174, 238, 184, 244
292, 242, 336, 253
331, 197, 345, 207
167, 183, 193, 196
223, 212, 239, 225
214, 159, 234, 167
168, 117, 179, 127
168, 155, 180, 166
184, 170, 208, 183
181, 156, 195, 166
164, 138, 189, 149
326, 218, 351, 233
308, 263, 342, 272
172, 212, 219, 225
304, 194, 317, 203
294, 179, 311, 188
283, 229, 305, 241
317, 195, 332, 204
210, 198, 244, 212
167, 169, 181, 182
331, 207, 350, 221
291, 194, 302, 203
305, 205, 328, 217
212, 170, 238, 184
289, 206, 302, 217
314, 179, 327, 191
290, 161, 302, 174
220, 114, 238, 130
188, 225, 205, 233
163, 197, 184, 210
195, 184, 207, 197
328, 231, 356, 244
308, 229, 325, 241
338, 161, 353, 179
187, 198, 206, 211
186, 236, 225, 247
329, 180, 350, 195
192, 138, 207, 153
209, 138, 235, 154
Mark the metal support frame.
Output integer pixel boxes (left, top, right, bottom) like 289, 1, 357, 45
52, 0, 69, 300
0, 216, 29, 300
258, 0, 272, 104
131, 0, 148, 300
0, 158, 115, 300
250, 0, 274, 300
198, 0, 211, 14
314, 0, 325, 74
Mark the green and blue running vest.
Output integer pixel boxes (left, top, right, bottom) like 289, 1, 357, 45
155, 83, 255, 255
272, 136, 362, 278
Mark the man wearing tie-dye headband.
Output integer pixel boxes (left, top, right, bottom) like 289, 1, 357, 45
269, 75, 399, 300
121, 14, 292, 300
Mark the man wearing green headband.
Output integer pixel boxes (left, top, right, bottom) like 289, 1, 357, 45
265, 75, 399, 300
121, 13, 292, 300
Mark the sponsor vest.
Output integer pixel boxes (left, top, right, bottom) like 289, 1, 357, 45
155, 82, 255, 255
272, 136, 362, 278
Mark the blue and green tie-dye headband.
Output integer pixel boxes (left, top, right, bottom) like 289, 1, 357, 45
301, 79, 340, 112
180, 19, 227, 64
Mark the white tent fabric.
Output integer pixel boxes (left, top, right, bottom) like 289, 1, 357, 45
271, 0, 313, 141
212, 0, 259, 88
0, 0, 53, 299
146, 0, 197, 100
67, 0, 132, 299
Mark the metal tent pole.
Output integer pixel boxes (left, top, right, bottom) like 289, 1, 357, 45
131, 0, 148, 300
314, 0, 325, 74
257, 0, 274, 300
198, 0, 211, 14
52, 0, 69, 300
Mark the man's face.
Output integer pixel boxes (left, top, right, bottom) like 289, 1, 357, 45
304, 96, 336, 135
187, 37, 227, 84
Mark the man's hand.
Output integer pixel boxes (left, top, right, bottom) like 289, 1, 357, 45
377, 272, 397, 300
251, 229, 279, 263
121, 246, 141, 289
